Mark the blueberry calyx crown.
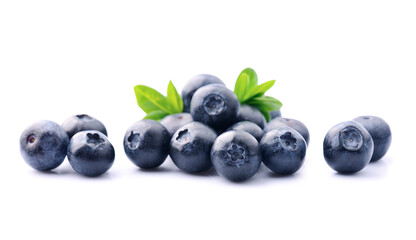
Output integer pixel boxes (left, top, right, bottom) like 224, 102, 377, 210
339, 126, 363, 151
27, 134, 36, 144
227, 144, 246, 161
127, 131, 140, 149
203, 94, 226, 115
86, 133, 105, 146
76, 114, 92, 120
176, 129, 190, 142
279, 132, 297, 151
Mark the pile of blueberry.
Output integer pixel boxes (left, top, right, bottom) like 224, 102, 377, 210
19, 71, 392, 181
20, 115, 114, 177
123, 73, 310, 181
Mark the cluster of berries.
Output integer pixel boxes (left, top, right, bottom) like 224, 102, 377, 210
323, 116, 392, 174
123, 73, 310, 181
19, 71, 391, 181
20, 115, 114, 177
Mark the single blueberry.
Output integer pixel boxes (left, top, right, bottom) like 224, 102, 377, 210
227, 121, 264, 142
269, 109, 282, 119
190, 84, 239, 131
67, 130, 115, 177
169, 122, 217, 173
20, 120, 69, 171
211, 130, 261, 182
260, 126, 307, 175
123, 120, 170, 169
62, 114, 107, 139
160, 113, 193, 138
264, 117, 310, 145
237, 105, 267, 129
323, 121, 374, 174
353, 116, 392, 162
182, 74, 225, 112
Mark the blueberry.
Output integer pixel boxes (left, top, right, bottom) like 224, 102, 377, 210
169, 122, 217, 173
269, 109, 282, 119
323, 121, 374, 174
160, 113, 193, 138
20, 120, 69, 171
67, 131, 115, 177
237, 105, 266, 129
353, 116, 392, 162
260, 126, 307, 175
62, 114, 107, 139
123, 120, 170, 169
227, 121, 264, 142
264, 117, 310, 145
182, 74, 225, 112
211, 131, 261, 182
190, 84, 239, 131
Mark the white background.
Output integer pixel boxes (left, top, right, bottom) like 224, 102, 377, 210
1, 1, 415, 239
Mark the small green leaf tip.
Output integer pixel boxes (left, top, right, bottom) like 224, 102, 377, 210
233, 68, 282, 122
134, 85, 174, 114
134, 81, 184, 121
246, 80, 275, 100
234, 67, 258, 102
167, 80, 183, 113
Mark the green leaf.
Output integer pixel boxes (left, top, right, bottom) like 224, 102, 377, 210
243, 67, 258, 90
245, 80, 275, 100
143, 110, 169, 121
234, 68, 258, 102
246, 95, 282, 111
166, 80, 183, 113
234, 72, 249, 101
232, 68, 282, 122
134, 85, 175, 114
246, 95, 282, 122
